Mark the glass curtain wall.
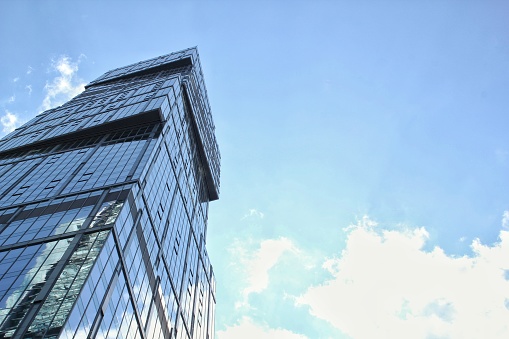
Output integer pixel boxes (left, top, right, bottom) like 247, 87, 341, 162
0, 48, 219, 339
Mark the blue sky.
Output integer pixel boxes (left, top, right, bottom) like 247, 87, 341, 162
1, 1, 509, 338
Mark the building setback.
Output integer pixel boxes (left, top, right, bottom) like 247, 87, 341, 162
0, 48, 220, 339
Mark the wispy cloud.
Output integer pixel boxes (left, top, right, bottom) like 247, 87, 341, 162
1, 110, 20, 133
502, 211, 509, 229
495, 149, 509, 165
7, 95, 15, 103
25, 85, 32, 96
297, 216, 509, 339
41, 55, 86, 111
13, 77, 19, 83
242, 208, 265, 220
26, 66, 33, 75
217, 317, 306, 339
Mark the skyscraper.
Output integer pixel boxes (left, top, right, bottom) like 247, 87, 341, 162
0, 48, 220, 339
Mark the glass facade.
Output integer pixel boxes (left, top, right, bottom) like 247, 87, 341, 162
0, 48, 220, 339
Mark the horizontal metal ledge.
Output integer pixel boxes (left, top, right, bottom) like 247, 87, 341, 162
85, 57, 193, 89
0, 223, 114, 253
0, 109, 162, 157
0, 180, 138, 214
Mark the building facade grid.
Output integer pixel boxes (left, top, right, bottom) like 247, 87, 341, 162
0, 47, 219, 339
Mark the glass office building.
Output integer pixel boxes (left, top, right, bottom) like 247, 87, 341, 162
0, 48, 220, 339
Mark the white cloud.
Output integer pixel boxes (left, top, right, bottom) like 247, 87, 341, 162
13, 77, 19, 83
41, 55, 86, 111
227, 237, 299, 309
26, 66, 33, 75
297, 216, 509, 339
217, 317, 307, 339
242, 237, 298, 299
242, 208, 265, 220
26, 85, 32, 95
1, 110, 20, 133
7, 95, 15, 103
